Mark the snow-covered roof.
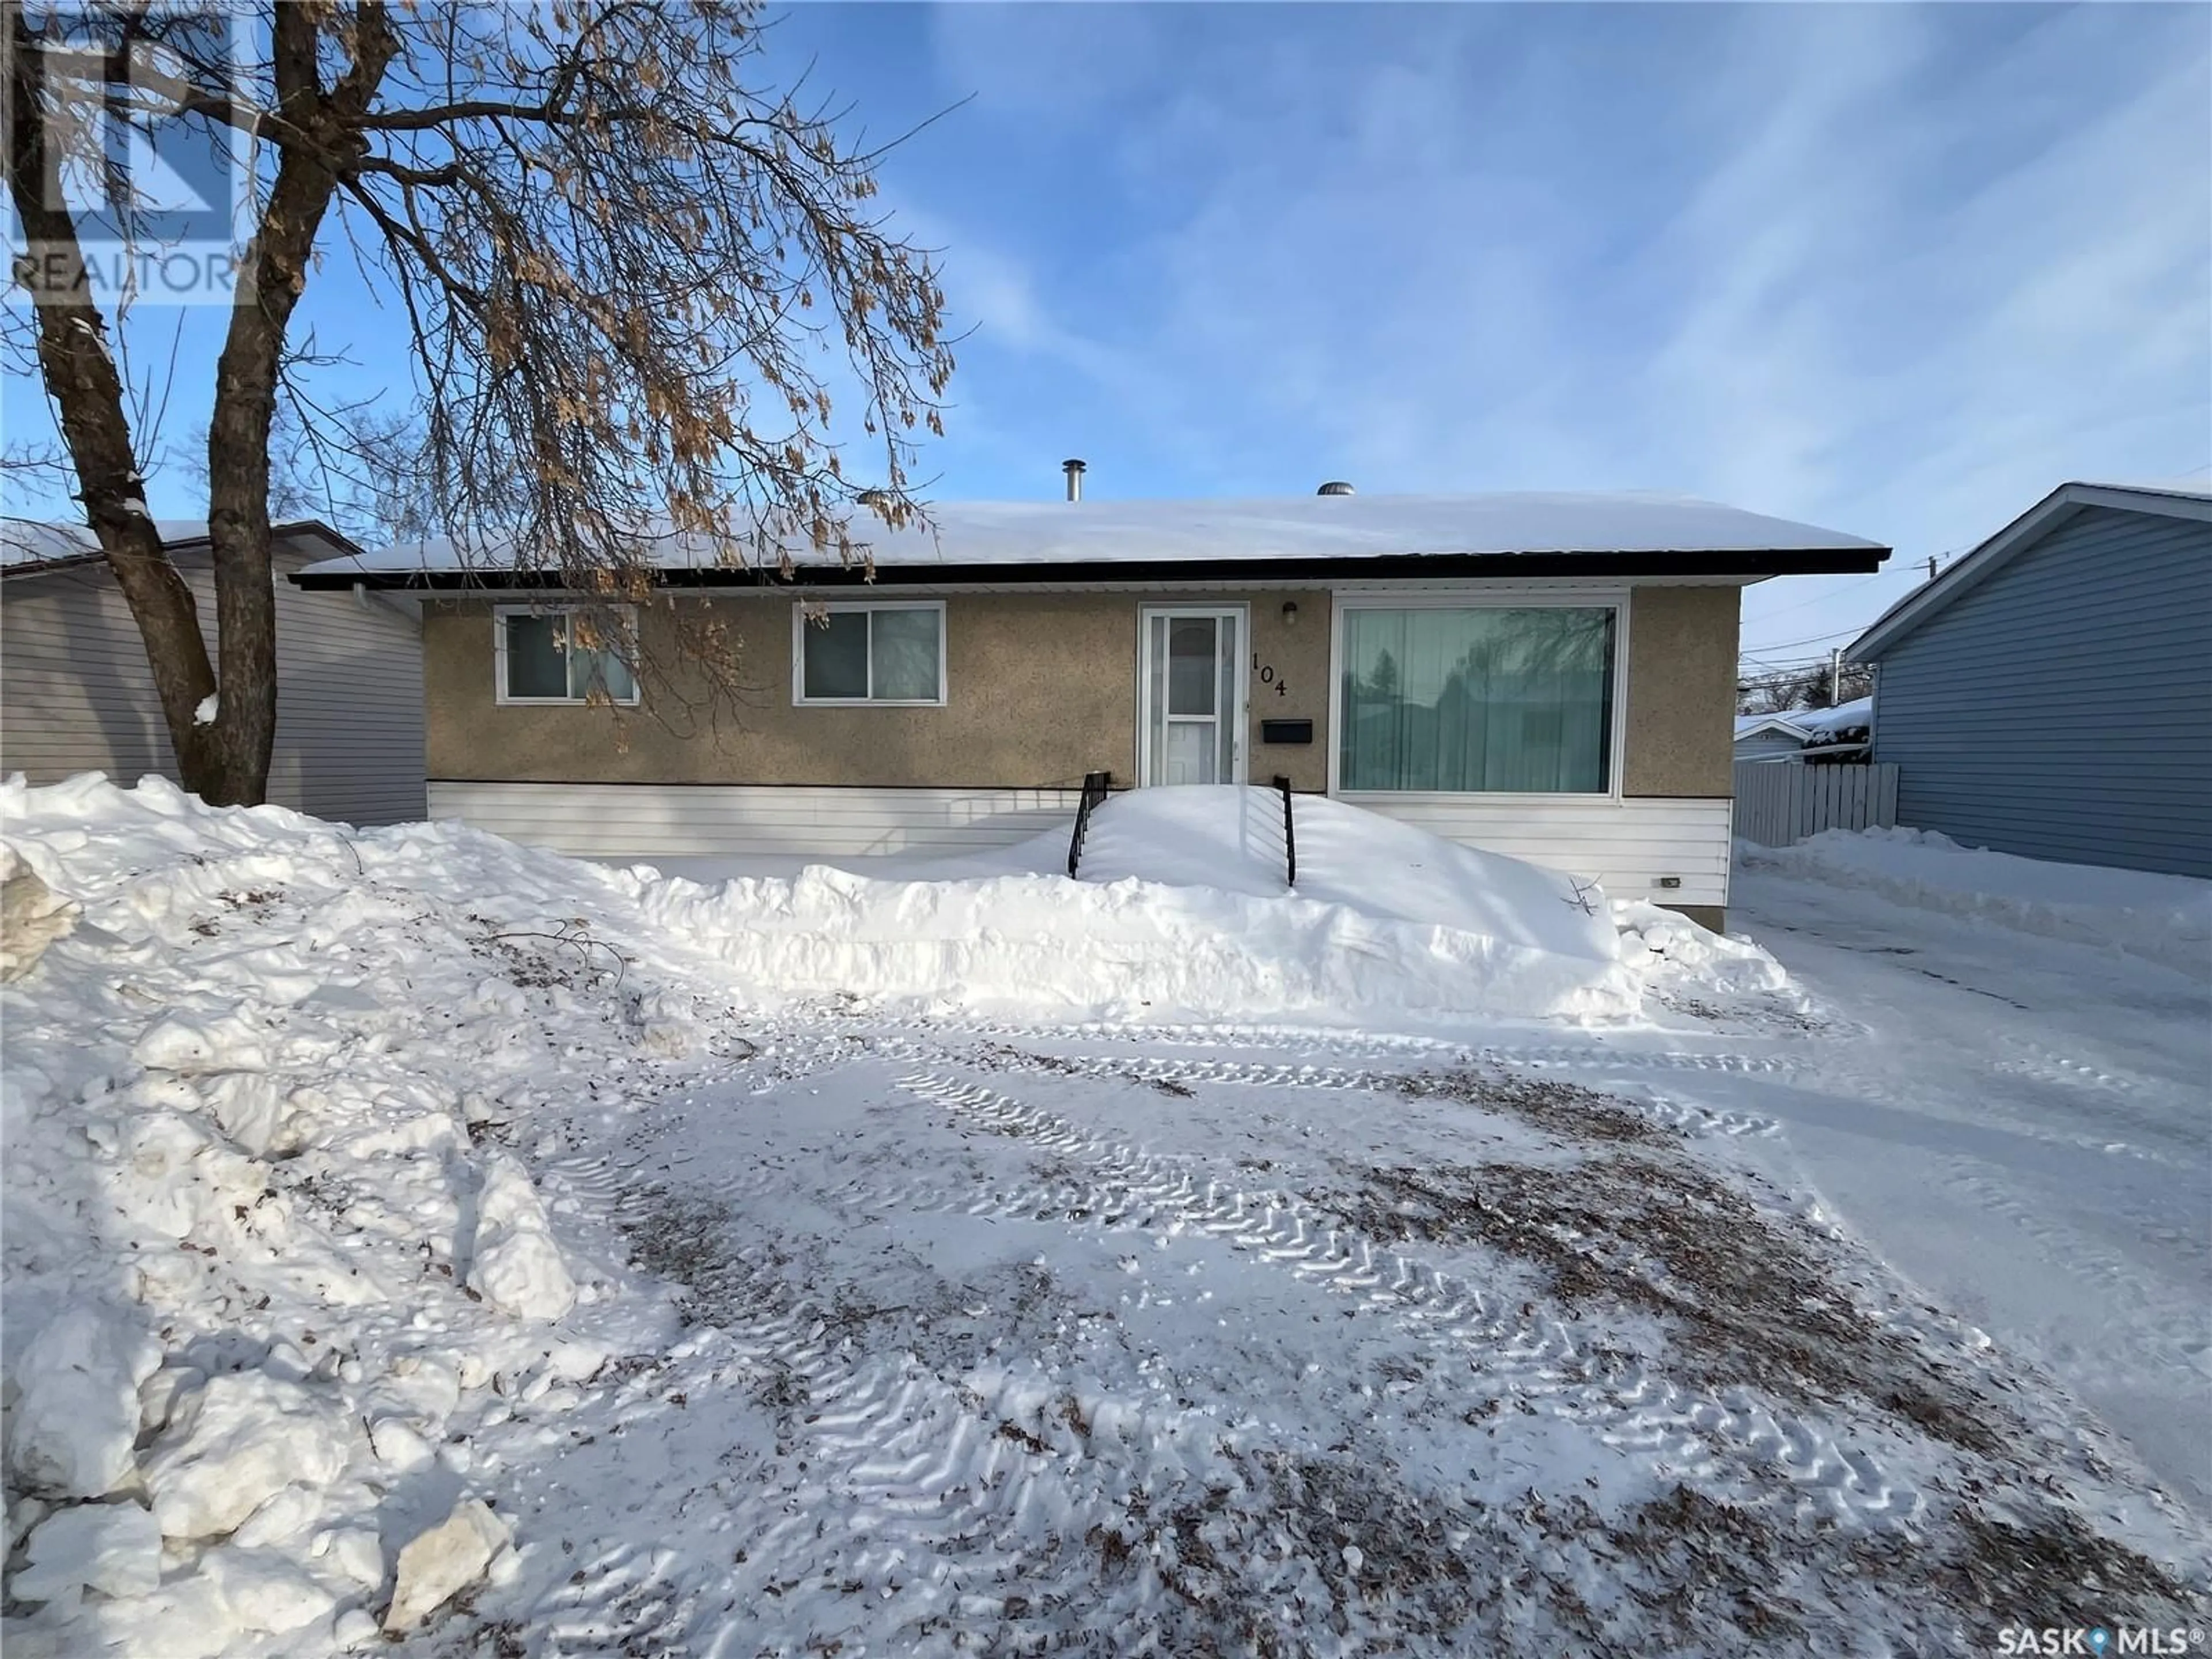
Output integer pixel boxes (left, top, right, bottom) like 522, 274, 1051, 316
291, 491, 1888, 588
2, 517, 367, 577
1795, 696, 1872, 737
1, 517, 207, 573
1849, 480, 2211, 662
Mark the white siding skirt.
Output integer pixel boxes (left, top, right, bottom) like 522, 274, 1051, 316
1333, 794, 1732, 909
428, 782, 1088, 859
427, 782, 1732, 908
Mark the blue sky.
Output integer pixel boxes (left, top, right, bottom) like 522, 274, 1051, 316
6, 2, 2207, 665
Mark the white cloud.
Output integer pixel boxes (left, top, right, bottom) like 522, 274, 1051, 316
900, 4, 2206, 647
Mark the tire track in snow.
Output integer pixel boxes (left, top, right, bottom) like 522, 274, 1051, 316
534, 1197, 1278, 1654
1927, 1154, 2212, 1389
708, 1013, 1815, 1089
894, 1069, 1923, 1530
962, 1048, 1791, 1137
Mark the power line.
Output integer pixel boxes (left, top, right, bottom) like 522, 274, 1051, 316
1744, 621, 1867, 653
1741, 568, 1893, 625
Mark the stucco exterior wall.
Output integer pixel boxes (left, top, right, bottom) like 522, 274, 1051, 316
423, 582, 1731, 797
1622, 584, 1738, 798
424, 590, 1332, 790
1244, 591, 1331, 791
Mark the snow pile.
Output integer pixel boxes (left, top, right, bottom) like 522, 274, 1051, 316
1613, 899, 1793, 1002
1740, 826, 2212, 975
615, 787, 1645, 1026
0, 775, 671, 1656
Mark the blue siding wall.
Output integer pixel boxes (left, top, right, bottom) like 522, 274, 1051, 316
1871, 505, 2212, 877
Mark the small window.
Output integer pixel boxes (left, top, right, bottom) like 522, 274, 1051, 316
793, 603, 945, 705
495, 607, 639, 706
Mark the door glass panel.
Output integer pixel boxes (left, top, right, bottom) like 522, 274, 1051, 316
1167, 618, 1217, 715
1147, 614, 1170, 782
1216, 613, 1239, 780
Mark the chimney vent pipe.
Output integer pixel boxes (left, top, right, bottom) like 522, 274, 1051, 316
1062, 458, 1086, 503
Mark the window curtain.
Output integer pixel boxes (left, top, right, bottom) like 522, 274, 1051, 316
1339, 608, 1613, 792
869, 608, 941, 701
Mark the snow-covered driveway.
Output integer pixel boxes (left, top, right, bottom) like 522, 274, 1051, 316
496, 1009, 2207, 1656
5, 782, 2207, 1657
1718, 868, 2212, 1518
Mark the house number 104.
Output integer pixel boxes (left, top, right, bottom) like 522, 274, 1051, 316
1251, 653, 1289, 695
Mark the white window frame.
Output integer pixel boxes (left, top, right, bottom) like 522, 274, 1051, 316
493, 604, 641, 707
1135, 603, 1250, 787
790, 599, 949, 707
1326, 589, 1630, 803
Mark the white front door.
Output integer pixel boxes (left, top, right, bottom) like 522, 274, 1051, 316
1139, 607, 1247, 786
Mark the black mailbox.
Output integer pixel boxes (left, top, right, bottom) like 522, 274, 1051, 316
1260, 718, 1314, 745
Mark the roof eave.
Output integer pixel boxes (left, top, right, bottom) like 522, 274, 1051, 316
291, 544, 1891, 593
3, 517, 368, 581
1848, 482, 2211, 662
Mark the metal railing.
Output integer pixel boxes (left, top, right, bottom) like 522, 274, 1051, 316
1067, 770, 1113, 877
1272, 774, 1296, 888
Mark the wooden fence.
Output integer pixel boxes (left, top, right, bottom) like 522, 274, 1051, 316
1732, 761, 1900, 847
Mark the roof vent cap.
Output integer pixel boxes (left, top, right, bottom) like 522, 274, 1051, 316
1316, 480, 1355, 497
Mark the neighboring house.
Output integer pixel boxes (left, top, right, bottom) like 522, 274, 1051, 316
293, 488, 1891, 928
2, 519, 428, 826
1847, 481, 2212, 878
1733, 713, 1813, 763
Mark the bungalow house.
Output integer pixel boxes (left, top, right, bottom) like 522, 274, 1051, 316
1846, 480, 2211, 879
292, 487, 1891, 929
1, 518, 427, 825
1733, 713, 1813, 763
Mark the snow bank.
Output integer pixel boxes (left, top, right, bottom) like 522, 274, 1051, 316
1740, 827, 2212, 975
1613, 899, 1794, 1002
1, 775, 638, 1656
613, 787, 1642, 1026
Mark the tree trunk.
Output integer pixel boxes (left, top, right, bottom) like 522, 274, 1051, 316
192, 2, 400, 805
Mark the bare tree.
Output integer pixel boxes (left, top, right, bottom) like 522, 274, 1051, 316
1737, 663, 1873, 715
172, 400, 442, 548
5, 1, 952, 805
